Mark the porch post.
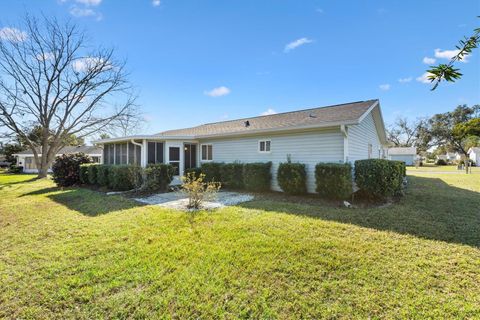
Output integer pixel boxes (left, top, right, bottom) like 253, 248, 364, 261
141, 139, 148, 167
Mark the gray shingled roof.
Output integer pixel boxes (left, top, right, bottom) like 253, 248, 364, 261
156, 99, 378, 137
15, 145, 102, 155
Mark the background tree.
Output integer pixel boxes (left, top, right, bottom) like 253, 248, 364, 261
0, 15, 136, 177
427, 19, 479, 90
17, 125, 84, 147
387, 117, 432, 152
2, 143, 25, 164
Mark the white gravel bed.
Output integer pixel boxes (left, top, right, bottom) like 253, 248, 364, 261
134, 191, 254, 211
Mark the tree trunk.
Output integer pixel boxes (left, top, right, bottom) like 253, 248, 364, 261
37, 165, 49, 178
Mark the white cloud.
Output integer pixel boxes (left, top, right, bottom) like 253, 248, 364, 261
422, 56, 436, 64
204, 86, 231, 97
398, 77, 412, 83
379, 84, 391, 91
75, 0, 101, 6
69, 6, 103, 20
434, 48, 469, 63
416, 72, 434, 84
284, 37, 313, 52
152, 0, 161, 6
72, 57, 107, 72
0, 27, 27, 42
261, 108, 277, 116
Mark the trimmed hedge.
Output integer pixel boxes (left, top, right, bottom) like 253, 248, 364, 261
354, 159, 406, 199
87, 164, 99, 185
277, 162, 307, 195
79, 164, 90, 184
243, 162, 272, 192
315, 163, 352, 199
144, 164, 175, 192
52, 153, 91, 187
220, 162, 244, 189
108, 165, 134, 191
201, 162, 223, 182
8, 165, 23, 173
184, 167, 202, 179
96, 165, 111, 187
435, 159, 447, 166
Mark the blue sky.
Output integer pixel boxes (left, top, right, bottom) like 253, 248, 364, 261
1, 0, 479, 135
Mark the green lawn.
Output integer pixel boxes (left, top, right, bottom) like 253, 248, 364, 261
0, 172, 479, 318
407, 164, 480, 173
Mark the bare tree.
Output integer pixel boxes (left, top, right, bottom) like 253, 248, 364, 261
387, 117, 430, 151
0, 15, 136, 177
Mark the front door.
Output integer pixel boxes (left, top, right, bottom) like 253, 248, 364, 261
184, 144, 197, 171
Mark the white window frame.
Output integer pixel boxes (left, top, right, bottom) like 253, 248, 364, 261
201, 144, 213, 161
258, 139, 271, 153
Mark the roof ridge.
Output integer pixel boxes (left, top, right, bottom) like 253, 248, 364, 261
158, 99, 378, 135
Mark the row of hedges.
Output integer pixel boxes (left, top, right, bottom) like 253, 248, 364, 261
354, 159, 406, 199
53, 154, 174, 192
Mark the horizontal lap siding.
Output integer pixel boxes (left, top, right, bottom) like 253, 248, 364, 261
348, 113, 382, 163
200, 129, 344, 193
389, 155, 414, 165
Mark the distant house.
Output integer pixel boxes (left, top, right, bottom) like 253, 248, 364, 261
436, 154, 448, 162
13, 145, 102, 173
388, 147, 416, 165
94, 99, 389, 193
468, 147, 480, 166
446, 152, 457, 162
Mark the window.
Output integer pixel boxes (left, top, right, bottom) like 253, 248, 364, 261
259, 140, 271, 153
201, 144, 213, 161
148, 142, 164, 164
103, 146, 110, 164
368, 143, 373, 159
169, 147, 180, 175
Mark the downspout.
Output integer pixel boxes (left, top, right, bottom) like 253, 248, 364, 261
340, 125, 348, 163
131, 139, 143, 166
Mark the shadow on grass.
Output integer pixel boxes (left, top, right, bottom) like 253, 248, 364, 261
22, 186, 145, 216
0, 175, 38, 190
239, 176, 480, 248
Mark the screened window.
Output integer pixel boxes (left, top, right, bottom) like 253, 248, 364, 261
148, 142, 164, 164
201, 144, 213, 161
121, 143, 127, 164
103, 146, 110, 164
259, 140, 271, 153
169, 147, 180, 175
128, 142, 135, 164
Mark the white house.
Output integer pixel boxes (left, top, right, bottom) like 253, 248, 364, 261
94, 99, 388, 193
387, 147, 417, 165
14, 145, 102, 173
468, 147, 480, 166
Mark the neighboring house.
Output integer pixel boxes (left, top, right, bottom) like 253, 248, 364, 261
436, 154, 448, 162
94, 99, 388, 193
387, 147, 417, 165
14, 145, 102, 173
446, 152, 457, 162
468, 147, 480, 166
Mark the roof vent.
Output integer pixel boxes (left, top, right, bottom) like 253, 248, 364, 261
244, 120, 250, 127
309, 113, 317, 118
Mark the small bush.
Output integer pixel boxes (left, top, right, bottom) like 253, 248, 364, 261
144, 164, 175, 192
220, 162, 244, 189
181, 172, 221, 209
87, 164, 100, 185
354, 159, 405, 200
201, 162, 223, 182
315, 163, 352, 199
128, 165, 144, 189
277, 162, 307, 195
79, 164, 90, 184
184, 167, 202, 179
8, 165, 23, 173
52, 153, 91, 187
435, 159, 447, 165
243, 162, 272, 192
96, 165, 111, 187
108, 165, 134, 191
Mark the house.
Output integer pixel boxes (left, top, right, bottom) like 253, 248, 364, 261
387, 147, 417, 165
94, 99, 388, 193
14, 145, 103, 173
446, 152, 457, 162
468, 147, 480, 166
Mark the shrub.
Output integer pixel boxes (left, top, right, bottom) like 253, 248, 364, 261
184, 167, 202, 179
220, 162, 244, 189
200, 162, 223, 182
79, 164, 90, 184
128, 165, 144, 189
108, 165, 134, 191
181, 172, 221, 209
243, 162, 272, 192
8, 165, 23, 173
435, 159, 447, 165
87, 164, 100, 185
354, 159, 405, 200
52, 153, 91, 187
315, 163, 352, 199
277, 162, 307, 195
96, 165, 111, 187
144, 164, 175, 192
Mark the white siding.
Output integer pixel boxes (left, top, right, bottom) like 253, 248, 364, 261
200, 128, 344, 193
389, 154, 415, 165
347, 113, 382, 163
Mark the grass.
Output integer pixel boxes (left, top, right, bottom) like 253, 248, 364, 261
407, 164, 480, 173
0, 172, 479, 318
